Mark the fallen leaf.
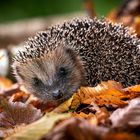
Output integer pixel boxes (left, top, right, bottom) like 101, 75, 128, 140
0, 84, 20, 97
53, 97, 73, 113
103, 133, 138, 140
10, 91, 29, 102
109, 98, 140, 129
30, 100, 58, 112
71, 81, 139, 109
5, 113, 70, 140
42, 118, 108, 140
0, 99, 42, 128
71, 103, 109, 125
72, 112, 96, 120
95, 107, 110, 124
124, 84, 140, 94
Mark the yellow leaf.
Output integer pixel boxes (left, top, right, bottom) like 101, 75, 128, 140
5, 113, 70, 140
53, 97, 73, 113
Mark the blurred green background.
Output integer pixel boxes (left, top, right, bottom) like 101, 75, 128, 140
0, 0, 122, 23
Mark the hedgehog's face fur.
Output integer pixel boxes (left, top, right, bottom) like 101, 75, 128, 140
13, 46, 86, 104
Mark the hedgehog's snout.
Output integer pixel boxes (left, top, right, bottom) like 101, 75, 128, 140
52, 89, 63, 99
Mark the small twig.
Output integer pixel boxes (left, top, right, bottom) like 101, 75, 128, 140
83, 0, 96, 18
0, 84, 20, 96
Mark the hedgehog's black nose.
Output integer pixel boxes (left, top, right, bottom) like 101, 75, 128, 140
52, 90, 63, 99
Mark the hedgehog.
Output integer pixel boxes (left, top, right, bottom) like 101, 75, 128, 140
12, 18, 140, 104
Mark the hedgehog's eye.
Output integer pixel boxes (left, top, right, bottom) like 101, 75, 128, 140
33, 77, 43, 86
59, 67, 67, 77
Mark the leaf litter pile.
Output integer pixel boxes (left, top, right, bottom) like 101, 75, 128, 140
0, 77, 140, 140
0, 1, 140, 139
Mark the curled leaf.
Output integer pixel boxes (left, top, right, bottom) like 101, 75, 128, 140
53, 97, 73, 113
0, 99, 42, 128
109, 98, 140, 129
71, 81, 140, 109
124, 85, 140, 94
11, 91, 29, 102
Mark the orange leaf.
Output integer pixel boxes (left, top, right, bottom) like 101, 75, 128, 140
0, 77, 13, 89
124, 85, 140, 93
103, 133, 138, 140
71, 81, 140, 109
72, 112, 96, 119
11, 91, 30, 102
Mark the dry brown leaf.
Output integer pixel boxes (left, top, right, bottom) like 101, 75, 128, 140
109, 98, 140, 129
124, 84, 140, 93
72, 112, 96, 120
42, 118, 108, 140
95, 107, 110, 124
0, 84, 20, 97
71, 81, 140, 109
103, 133, 138, 140
10, 91, 30, 102
0, 99, 42, 128
29, 100, 59, 112
84, 95, 127, 107
71, 102, 109, 125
